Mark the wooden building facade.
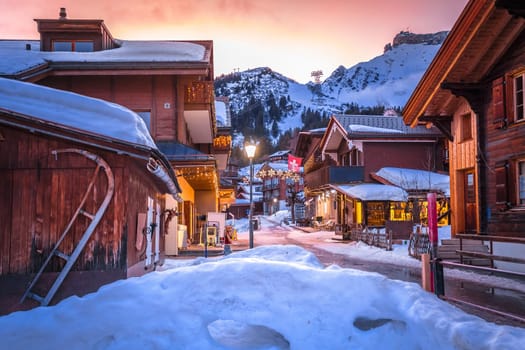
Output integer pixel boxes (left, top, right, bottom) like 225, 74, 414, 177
257, 162, 303, 217
0, 8, 227, 245
403, 0, 525, 238
0, 100, 180, 314
298, 115, 446, 229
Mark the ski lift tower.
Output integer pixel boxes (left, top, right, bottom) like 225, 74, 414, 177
311, 70, 323, 84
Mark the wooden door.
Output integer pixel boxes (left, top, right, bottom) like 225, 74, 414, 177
464, 171, 477, 233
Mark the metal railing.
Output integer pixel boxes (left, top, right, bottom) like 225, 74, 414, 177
430, 234, 525, 324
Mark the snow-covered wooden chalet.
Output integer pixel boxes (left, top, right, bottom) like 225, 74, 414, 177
0, 78, 181, 314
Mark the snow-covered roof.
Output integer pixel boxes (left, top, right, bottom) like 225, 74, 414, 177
238, 163, 265, 178
347, 124, 403, 134
374, 167, 450, 196
237, 192, 262, 202
0, 77, 156, 148
264, 162, 290, 171
268, 150, 290, 157
333, 183, 408, 201
308, 128, 327, 134
334, 114, 441, 136
258, 162, 304, 177
0, 40, 207, 76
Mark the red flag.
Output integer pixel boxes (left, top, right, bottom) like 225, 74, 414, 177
288, 154, 302, 172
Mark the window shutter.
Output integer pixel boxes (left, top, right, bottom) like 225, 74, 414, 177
505, 74, 515, 122
495, 163, 508, 208
492, 77, 505, 128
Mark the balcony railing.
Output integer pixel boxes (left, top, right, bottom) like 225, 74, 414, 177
262, 183, 280, 191
305, 166, 364, 189
184, 81, 214, 105
213, 135, 232, 153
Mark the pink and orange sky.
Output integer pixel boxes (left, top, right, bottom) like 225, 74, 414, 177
1, 0, 468, 83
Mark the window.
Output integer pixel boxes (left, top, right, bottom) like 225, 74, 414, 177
492, 73, 525, 125
136, 111, 151, 132
460, 113, 472, 142
350, 148, 360, 166
515, 74, 524, 121
519, 160, 525, 206
52, 40, 94, 52
339, 152, 350, 166
495, 163, 508, 207
497, 159, 525, 209
75, 41, 95, 52
53, 41, 72, 51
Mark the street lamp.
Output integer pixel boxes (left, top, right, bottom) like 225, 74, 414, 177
245, 142, 257, 249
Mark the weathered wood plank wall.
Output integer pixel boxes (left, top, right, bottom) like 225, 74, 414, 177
1, 123, 166, 275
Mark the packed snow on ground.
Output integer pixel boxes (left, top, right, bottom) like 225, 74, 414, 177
1, 215, 524, 349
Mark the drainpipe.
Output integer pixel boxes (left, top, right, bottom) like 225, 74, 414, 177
476, 108, 488, 234
147, 157, 182, 202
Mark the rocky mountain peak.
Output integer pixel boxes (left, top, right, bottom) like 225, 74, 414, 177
384, 30, 448, 53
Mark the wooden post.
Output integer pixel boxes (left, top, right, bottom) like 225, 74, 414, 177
427, 192, 444, 295
421, 253, 432, 292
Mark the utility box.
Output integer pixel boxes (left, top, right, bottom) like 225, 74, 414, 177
207, 212, 226, 245
178, 224, 188, 249
165, 222, 178, 256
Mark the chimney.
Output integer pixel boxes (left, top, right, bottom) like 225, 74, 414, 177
59, 8, 67, 20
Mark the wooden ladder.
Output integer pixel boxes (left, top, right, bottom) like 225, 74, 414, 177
21, 149, 114, 306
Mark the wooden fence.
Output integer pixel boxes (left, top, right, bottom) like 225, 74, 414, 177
350, 226, 393, 251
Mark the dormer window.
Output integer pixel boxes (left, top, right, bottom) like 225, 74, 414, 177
52, 40, 94, 52
35, 8, 117, 52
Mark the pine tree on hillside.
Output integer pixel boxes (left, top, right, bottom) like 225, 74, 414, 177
267, 93, 281, 122
279, 95, 288, 110
271, 120, 280, 139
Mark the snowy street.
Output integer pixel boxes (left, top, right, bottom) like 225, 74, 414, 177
175, 211, 525, 329
228, 214, 525, 328
1, 213, 524, 349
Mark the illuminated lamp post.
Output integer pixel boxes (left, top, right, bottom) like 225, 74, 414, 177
245, 142, 257, 249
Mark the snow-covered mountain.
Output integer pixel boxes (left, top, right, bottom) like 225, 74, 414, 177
320, 31, 448, 108
214, 31, 448, 144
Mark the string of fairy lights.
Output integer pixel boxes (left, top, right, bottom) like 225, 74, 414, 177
242, 168, 301, 184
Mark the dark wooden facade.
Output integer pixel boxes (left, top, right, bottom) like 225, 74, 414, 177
38, 75, 186, 143
1, 9, 222, 244
257, 162, 303, 216
403, 0, 525, 238
299, 115, 445, 229
36, 8, 116, 52
0, 109, 177, 314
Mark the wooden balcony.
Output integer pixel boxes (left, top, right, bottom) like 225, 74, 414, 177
212, 135, 231, 171
184, 81, 214, 105
183, 81, 216, 144
305, 166, 364, 189
212, 135, 231, 153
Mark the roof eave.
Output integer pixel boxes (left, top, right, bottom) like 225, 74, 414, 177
402, 0, 493, 126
